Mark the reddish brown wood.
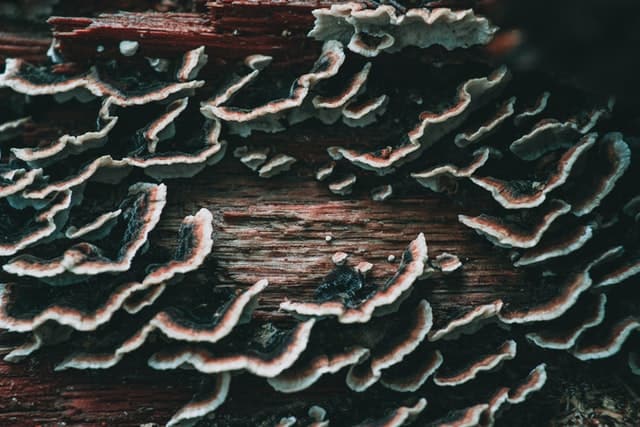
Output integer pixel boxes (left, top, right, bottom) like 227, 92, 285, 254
48, 1, 342, 67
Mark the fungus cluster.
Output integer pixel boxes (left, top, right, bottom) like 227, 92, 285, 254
1, 1, 639, 426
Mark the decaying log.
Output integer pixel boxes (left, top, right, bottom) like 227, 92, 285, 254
1, 1, 640, 426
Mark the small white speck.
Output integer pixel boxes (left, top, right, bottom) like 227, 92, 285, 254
96, 45, 105, 53
325, 235, 332, 242
233, 29, 239, 36
119, 40, 139, 57
387, 254, 396, 262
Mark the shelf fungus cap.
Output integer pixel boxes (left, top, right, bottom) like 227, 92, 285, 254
433, 340, 517, 387
313, 62, 371, 110
123, 119, 227, 181
166, 372, 231, 427
143, 97, 189, 154
258, 154, 297, 178
354, 398, 427, 427
454, 97, 516, 147
21, 155, 132, 201
64, 209, 122, 241
412, 147, 491, 193
201, 40, 345, 126
346, 300, 433, 391
498, 246, 621, 324
9, 97, 119, 166
431, 252, 462, 273
309, 3, 496, 57
513, 224, 594, 267
234, 146, 270, 171
141, 207, 214, 287
514, 91, 550, 126
507, 363, 548, 404
84, 70, 204, 107
526, 293, 607, 350
470, 133, 597, 209
148, 320, 316, 377
280, 233, 427, 323
380, 349, 443, 392
0, 278, 155, 332
426, 403, 488, 427
0, 201, 217, 334
458, 199, 571, 249
571, 317, 640, 361
0, 117, 30, 143
268, 346, 370, 393
176, 46, 208, 82
428, 300, 503, 342
150, 279, 268, 344
0, 58, 94, 96
4, 182, 167, 282
569, 132, 631, 217
329, 143, 423, 176
0, 189, 72, 256
0, 167, 42, 198
328, 173, 357, 195
408, 67, 510, 147
342, 94, 389, 128
371, 184, 393, 202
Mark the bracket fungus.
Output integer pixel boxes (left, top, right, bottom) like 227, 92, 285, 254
0, 1, 639, 426
280, 233, 427, 323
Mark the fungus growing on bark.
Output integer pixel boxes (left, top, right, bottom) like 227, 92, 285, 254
10, 100, 118, 166
330, 67, 509, 176
201, 40, 345, 136
427, 404, 488, 427
259, 154, 297, 178
328, 173, 357, 195
514, 92, 550, 126
0, 189, 72, 256
380, 349, 443, 392
567, 132, 631, 216
499, 247, 621, 324
54, 280, 266, 371
166, 373, 231, 427
458, 199, 571, 248
431, 252, 462, 273
0, 2, 638, 426
309, 4, 496, 56
64, 209, 122, 241
144, 97, 189, 153
428, 300, 503, 342
412, 147, 490, 193
433, 340, 517, 386
513, 224, 594, 267
4, 182, 167, 283
0, 167, 42, 197
234, 146, 270, 171
469, 133, 597, 209
268, 346, 370, 393
371, 184, 393, 201
0, 203, 214, 334
280, 233, 427, 323
454, 97, 516, 147
342, 94, 389, 127
346, 300, 433, 391
148, 320, 316, 377
508, 104, 610, 161
571, 317, 640, 361
508, 363, 548, 404
526, 293, 606, 350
